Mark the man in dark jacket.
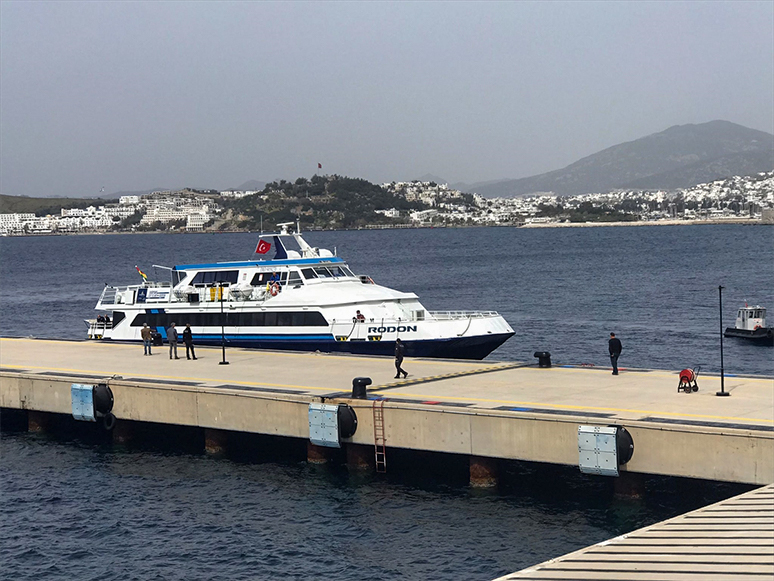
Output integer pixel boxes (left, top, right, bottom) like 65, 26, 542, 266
168, 322, 180, 360
183, 323, 197, 360
394, 338, 408, 379
609, 332, 623, 375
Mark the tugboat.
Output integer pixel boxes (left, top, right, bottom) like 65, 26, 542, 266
724, 305, 774, 346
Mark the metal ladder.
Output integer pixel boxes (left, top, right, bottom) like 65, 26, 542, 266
373, 398, 387, 473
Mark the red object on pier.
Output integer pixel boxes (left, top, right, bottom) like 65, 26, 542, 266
678, 367, 700, 393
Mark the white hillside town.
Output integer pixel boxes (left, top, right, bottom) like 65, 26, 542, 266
1, 189, 223, 236
1, 172, 772, 236
381, 172, 774, 226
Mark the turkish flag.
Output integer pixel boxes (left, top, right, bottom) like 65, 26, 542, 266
255, 239, 271, 254
318, 163, 322, 169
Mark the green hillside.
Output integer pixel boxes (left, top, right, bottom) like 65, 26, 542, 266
0, 194, 114, 216
223, 175, 427, 230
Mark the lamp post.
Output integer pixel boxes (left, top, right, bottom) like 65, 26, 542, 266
716, 285, 728, 396
218, 282, 229, 365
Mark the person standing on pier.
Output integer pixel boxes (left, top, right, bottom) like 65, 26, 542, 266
141, 323, 153, 356
609, 332, 623, 375
168, 322, 180, 359
394, 338, 408, 379
183, 323, 197, 360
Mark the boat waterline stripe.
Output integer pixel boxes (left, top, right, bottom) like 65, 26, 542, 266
196, 334, 334, 341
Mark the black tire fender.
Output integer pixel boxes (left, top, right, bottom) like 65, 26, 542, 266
102, 412, 116, 431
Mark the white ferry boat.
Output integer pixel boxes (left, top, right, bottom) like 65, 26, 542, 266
86, 223, 514, 359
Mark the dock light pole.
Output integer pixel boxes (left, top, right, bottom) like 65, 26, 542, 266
218, 282, 229, 365
717, 285, 728, 396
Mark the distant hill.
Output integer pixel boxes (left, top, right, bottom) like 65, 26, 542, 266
470, 120, 774, 197
233, 180, 266, 191
0, 194, 115, 215
413, 174, 447, 184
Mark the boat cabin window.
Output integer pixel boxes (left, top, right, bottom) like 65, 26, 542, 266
329, 266, 353, 277
131, 310, 328, 328
301, 265, 353, 279
250, 271, 286, 286
313, 266, 334, 278
754, 310, 763, 318
287, 271, 303, 286
309, 265, 353, 278
191, 270, 239, 285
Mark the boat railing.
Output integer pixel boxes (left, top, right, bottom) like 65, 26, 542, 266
428, 310, 499, 320
85, 318, 113, 338
97, 286, 119, 306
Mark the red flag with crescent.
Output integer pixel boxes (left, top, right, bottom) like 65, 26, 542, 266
255, 239, 271, 254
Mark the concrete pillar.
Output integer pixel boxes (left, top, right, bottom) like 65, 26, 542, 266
204, 428, 229, 455
614, 470, 645, 499
470, 455, 498, 488
27, 411, 49, 433
307, 442, 330, 464
346, 443, 374, 471
112, 420, 133, 445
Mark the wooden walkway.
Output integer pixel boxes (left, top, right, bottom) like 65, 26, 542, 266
496, 484, 774, 580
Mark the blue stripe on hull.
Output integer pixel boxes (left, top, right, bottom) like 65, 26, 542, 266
190, 332, 514, 360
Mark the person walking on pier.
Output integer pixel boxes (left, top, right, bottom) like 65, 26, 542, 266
609, 332, 623, 375
183, 323, 197, 360
168, 322, 180, 360
141, 323, 153, 356
394, 338, 408, 379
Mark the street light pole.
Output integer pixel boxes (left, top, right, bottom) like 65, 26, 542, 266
716, 285, 728, 396
219, 282, 229, 365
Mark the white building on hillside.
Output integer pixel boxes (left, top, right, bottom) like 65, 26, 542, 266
375, 208, 400, 218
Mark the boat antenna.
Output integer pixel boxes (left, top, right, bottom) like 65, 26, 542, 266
260, 214, 263, 235
296, 218, 301, 234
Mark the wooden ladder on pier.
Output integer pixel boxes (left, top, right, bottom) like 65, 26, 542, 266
373, 399, 387, 473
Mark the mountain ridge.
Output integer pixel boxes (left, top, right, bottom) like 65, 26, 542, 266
468, 120, 774, 197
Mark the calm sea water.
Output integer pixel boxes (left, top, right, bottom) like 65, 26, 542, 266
0, 225, 771, 580
1, 224, 772, 373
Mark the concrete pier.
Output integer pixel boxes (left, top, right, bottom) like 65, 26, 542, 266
1, 338, 773, 484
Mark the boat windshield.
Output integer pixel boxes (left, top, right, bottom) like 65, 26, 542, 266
302, 266, 354, 279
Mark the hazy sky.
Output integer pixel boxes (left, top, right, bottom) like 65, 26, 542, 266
1, 1, 772, 197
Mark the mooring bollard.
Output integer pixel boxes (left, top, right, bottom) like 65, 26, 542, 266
533, 351, 551, 368
351, 377, 372, 399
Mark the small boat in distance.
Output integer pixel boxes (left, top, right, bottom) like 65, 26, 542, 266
724, 305, 774, 346
85, 222, 515, 359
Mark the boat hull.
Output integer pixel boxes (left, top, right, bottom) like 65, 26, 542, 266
194, 331, 515, 360
91, 302, 515, 360
724, 327, 774, 346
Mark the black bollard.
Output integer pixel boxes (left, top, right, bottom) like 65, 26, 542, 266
351, 377, 372, 399
533, 351, 551, 368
